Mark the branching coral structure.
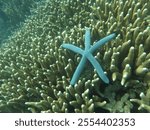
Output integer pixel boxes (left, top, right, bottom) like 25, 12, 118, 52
0, 0, 41, 26
0, 0, 149, 112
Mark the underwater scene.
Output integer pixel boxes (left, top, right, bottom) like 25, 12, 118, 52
0, 0, 150, 113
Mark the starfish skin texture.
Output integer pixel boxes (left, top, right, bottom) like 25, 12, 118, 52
61, 28, 116, 85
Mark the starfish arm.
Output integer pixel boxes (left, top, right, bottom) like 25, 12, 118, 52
70, 56, 87, 85
90, 33, 116, 53
85, 28, 91, 50
86, 53, 109, 84
61, 44, 83, 55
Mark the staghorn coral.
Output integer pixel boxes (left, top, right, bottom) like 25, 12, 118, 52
0, 0, 41, 45
0, 0, 41, 25
0, 0, 150, 113
130, 83, 150, 112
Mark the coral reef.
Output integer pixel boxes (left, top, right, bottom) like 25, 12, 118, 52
130, 83, 150, 112
0, 0, 149, 113
0, 0, 40, 25
0, 0, 41, 44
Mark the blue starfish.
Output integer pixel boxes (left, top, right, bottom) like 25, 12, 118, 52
61, 28, 116, 85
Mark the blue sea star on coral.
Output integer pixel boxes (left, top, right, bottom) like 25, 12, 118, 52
61, 28, 116, 85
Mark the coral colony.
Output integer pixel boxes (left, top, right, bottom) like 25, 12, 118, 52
61, 28, 116, 85
0, 0, 149, 113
